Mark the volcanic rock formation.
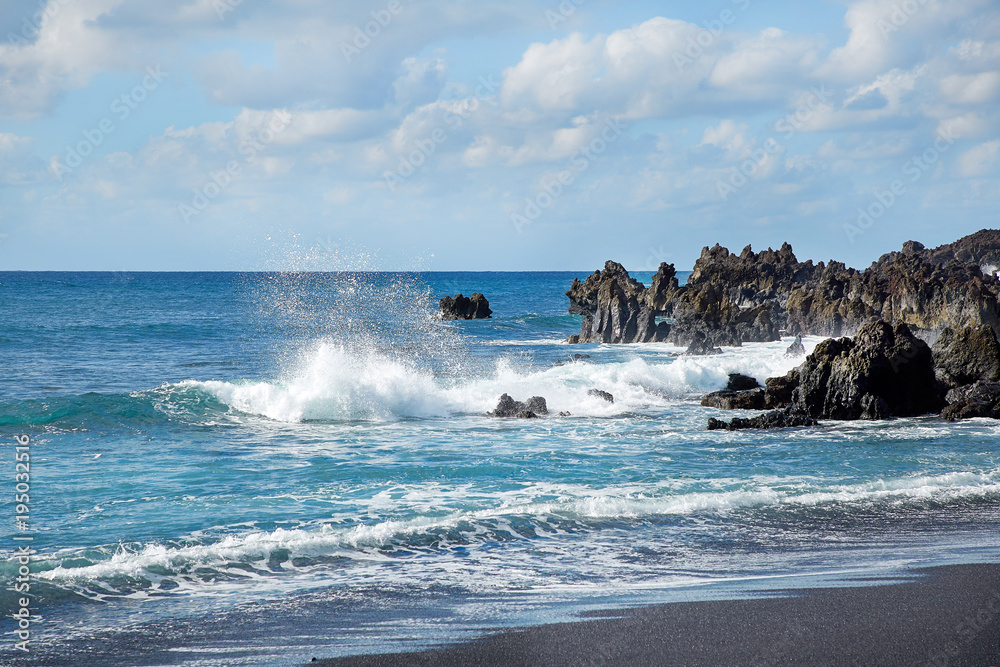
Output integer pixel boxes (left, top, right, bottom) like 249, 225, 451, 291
439, 293, 492, 320
566, 230, 1000, 348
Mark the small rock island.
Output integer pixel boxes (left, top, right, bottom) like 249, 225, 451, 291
438, 293, 492, 320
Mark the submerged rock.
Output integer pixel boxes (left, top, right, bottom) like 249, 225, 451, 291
439, 293, 492, 320
707, 408, 817, 431
785, 334, 806, 356
489, 394, 548, 418
684, 331, 722, 356
587, 389, 614, 403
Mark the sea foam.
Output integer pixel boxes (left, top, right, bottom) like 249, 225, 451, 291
184, 337, 822, 423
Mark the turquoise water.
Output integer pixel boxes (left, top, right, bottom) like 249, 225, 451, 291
2, 271, 999, 666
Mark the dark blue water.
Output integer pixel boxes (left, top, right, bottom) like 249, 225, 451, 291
2, 271, 999, 666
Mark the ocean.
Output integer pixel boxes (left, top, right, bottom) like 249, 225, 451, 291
2, 271, 999, 666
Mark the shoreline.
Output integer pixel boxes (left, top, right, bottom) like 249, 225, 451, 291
314, 562, 1000, 667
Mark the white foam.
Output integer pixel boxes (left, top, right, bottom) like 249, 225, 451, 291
185, 344, 456, 422
180, 337, 821, 423
36, 466, 1000, 592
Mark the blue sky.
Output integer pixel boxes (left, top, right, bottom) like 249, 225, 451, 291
0, 0, 997, 271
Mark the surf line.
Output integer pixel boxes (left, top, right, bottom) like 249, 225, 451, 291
10, 434, 34, 654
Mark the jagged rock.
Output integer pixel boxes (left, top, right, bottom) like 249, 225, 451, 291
782, 233, 1000, 339
566, 261, 667, 344
941, 402, 1000, 421
489, 394, 547, 418
701, 374, 764, 409
707, 408, 817, 431
573, 354, 591, 360
940, 381, 1000, 421
566, 231, 1000, 348
701, 389, 765, 410
912, 229, 1000, 270
945, 380, 1000, 405
764, 370, 799, 409
931, 325, 1000, 387
439, 293, 492, 320
685, 331, 723, 356
587, 389, 614, 403
726, 373, 760, 391
785, 334, 806, 356
489, 393, 520, 417
791, 319, 943, 420
524, 396, 548, 415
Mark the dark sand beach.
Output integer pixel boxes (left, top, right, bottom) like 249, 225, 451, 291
316, 563, 1000, 667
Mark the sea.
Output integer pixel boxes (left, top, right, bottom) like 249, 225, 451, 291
2, 271, 999, 666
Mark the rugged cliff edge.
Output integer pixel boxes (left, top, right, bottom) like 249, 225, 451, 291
566, 230, 1000, 347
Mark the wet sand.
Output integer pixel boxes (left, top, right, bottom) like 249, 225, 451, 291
313, 563, 1000, 666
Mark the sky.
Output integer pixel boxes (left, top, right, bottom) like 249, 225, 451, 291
0, 0, 997, 271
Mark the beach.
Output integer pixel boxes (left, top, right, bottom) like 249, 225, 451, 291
320, 563, 1000, 667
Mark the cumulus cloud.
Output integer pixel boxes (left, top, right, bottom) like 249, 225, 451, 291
959, 140, 1000, 177
819, 0, 993, 80
4, 0, 1000, 270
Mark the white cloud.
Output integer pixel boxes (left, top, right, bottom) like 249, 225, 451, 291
959, 140, 1000, 177
499, 18, 832, 123
700, 120, 749, 158
708, 28, 820, 97
939, 71, 1000, 105
5, 1, 1000, 271
393, 57, 449, 108
0, 0, 129, 118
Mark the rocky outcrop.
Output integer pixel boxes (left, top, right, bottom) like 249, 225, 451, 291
905, 230, 1000, 271
587, 389, 614, 403
654, 244, 791, 347
566, 261, 668, 344
439, 293, 492, 320
713, 319, 943, 430
701, 374, 765, 409
785, 335, 805, 356
940, 381, 1000, 421
726, 374, 760, 391
489, 394, 547, 418
931, 325, 1000, 387
764, 370, 799, 409
702, 390, 765, 410
685, 331, 722, 356
790, 319, 943, 420
707, 408, 817, 431
567, 230, 1000, 347
708, 318, 1000, 428
931, 325, 1000, 421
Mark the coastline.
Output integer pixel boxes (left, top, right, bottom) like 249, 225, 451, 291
314, 562, 1000, 667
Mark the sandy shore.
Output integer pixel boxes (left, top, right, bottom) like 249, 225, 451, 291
313, 563, 1000, 666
